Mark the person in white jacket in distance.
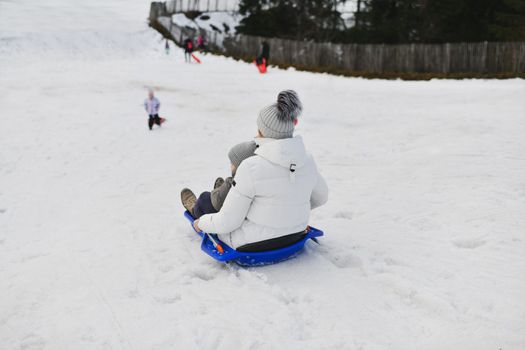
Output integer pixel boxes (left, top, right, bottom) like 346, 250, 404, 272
193, 90, 328, 249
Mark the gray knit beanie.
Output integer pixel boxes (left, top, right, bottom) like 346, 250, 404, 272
257, 90, 302, 139
228, 141, 257, 168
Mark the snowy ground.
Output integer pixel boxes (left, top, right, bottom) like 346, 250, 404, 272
1, 1, 525, 349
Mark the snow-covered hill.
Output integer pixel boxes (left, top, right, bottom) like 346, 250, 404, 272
172, 12, 244, 35
1, 1, 525, 349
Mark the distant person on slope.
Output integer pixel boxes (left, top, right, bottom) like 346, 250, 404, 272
165, 39, 170, 55
197, 35, 206, 52
181, 141, 257, 219
184, 38, 194, 63
257, 41, 270, 66
144, 90, 164, 130
189, 90, 328, 250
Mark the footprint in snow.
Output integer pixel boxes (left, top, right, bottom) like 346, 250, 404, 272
158, 264, 174, 273
20, 333, 45, 350
153, 292, 181, 304
334, 210, 353, 220
317, 244, 362, 269
127, 289, 140, 298
452, 238, 486, 249
384, 257, 406, 267
330, 253, 363, 269
186, 267, 216, 281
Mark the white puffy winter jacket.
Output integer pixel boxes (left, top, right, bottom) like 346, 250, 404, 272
198, 135, 328, 249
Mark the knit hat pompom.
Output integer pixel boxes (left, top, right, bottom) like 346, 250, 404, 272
276, 90, 302, 121
257, 90, 302, 139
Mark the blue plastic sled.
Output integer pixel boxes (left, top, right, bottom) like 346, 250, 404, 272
184, 211, 323, 267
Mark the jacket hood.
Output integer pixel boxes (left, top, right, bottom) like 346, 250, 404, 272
254, 135, 307, 169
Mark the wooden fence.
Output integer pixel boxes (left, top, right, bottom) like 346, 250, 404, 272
150, 2, 525, 76
165, 0, 239, 13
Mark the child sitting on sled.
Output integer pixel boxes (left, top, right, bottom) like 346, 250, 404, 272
181, 141, 257, 218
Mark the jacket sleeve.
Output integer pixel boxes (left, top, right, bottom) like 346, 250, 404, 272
198, 163, 255, 234
143, 99, 148, 112
310, 170, 328, 210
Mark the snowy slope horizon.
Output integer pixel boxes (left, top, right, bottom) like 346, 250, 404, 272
1, 1, 525, 349
170, 5, 357, 36
172, 12, 244, 36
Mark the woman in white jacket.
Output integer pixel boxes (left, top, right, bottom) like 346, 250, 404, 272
194, 90, 328, 249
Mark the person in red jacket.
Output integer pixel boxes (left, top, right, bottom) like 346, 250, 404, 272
184, 38, 194, 63
197, 35, 206, 52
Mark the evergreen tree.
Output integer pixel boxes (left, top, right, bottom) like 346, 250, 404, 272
358, 0, 422, 43
489, 0, 525, 40
237, 0, 525, 43
237, 0, 346, 42
356, 0, 525, 43
422, 0, 497, 42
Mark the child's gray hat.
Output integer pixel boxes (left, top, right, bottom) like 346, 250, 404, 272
228, 141, 257, 168
257, 90, 302, 139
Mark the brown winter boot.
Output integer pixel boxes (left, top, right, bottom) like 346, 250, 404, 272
214, 177, 225, 189
181, 188, 197, 215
